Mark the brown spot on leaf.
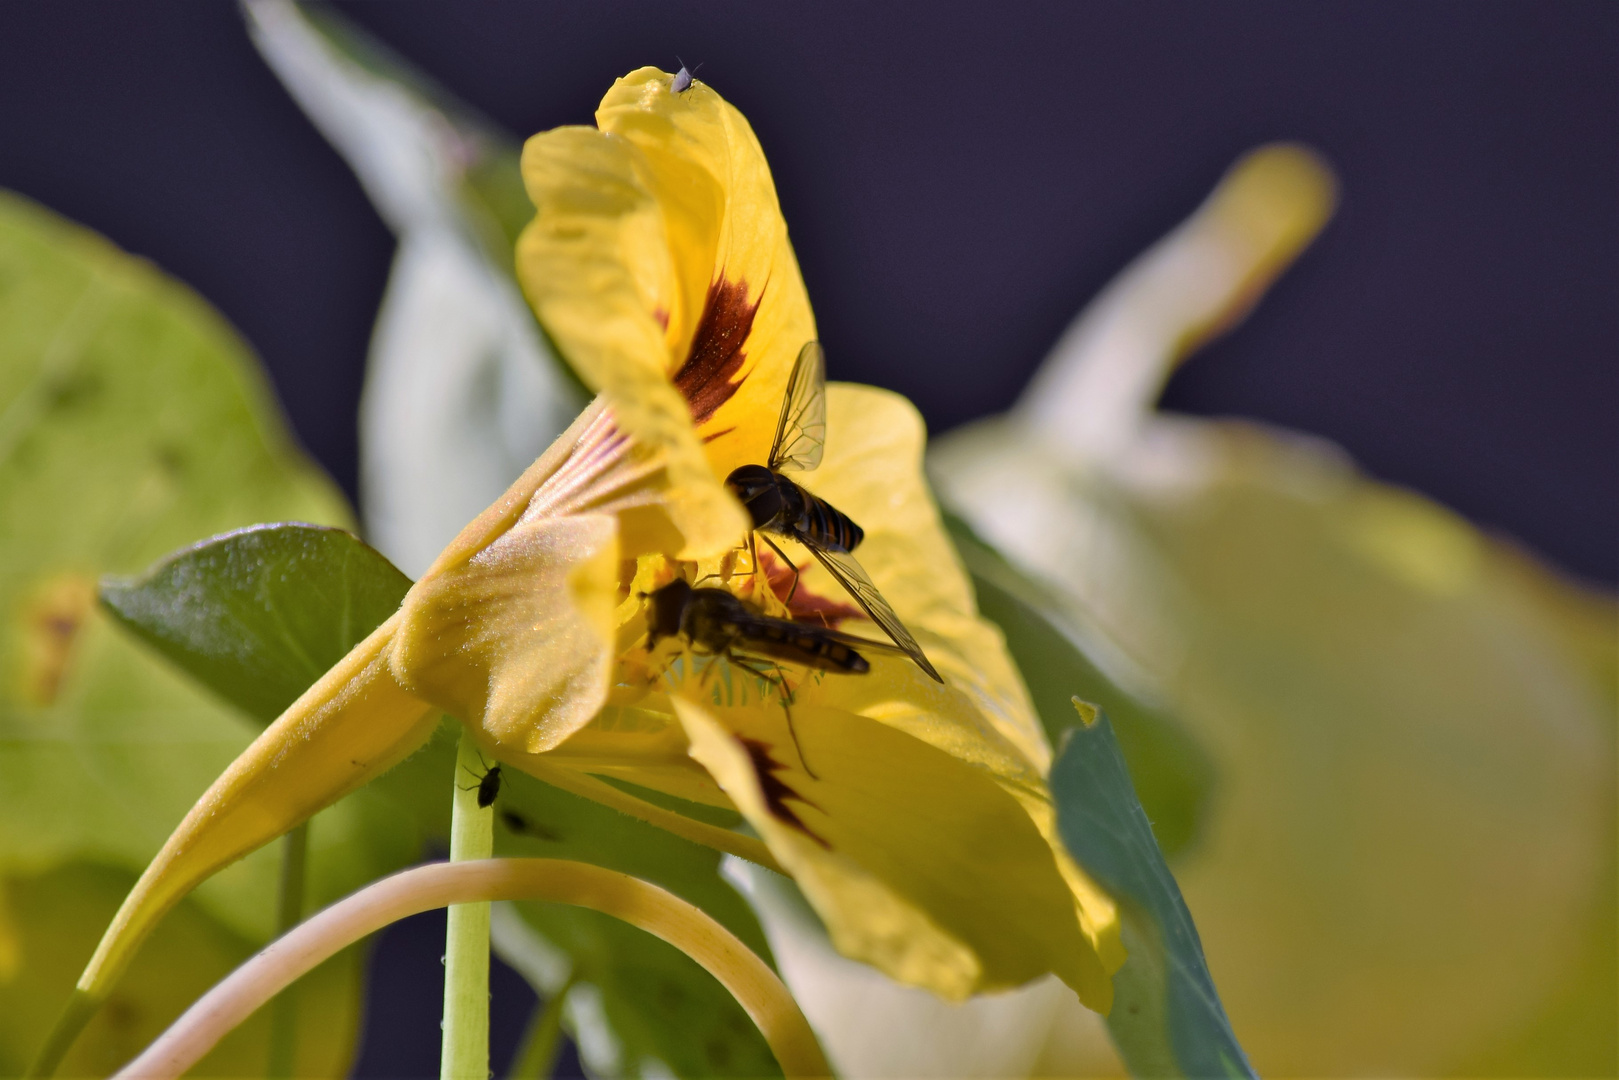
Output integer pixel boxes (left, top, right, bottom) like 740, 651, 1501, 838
17, 574, 96, 706
673, 277, 758, 424
739, 736, 828, 848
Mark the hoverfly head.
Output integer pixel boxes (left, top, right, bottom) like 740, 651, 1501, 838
724, 464, 784, 529
645, 578, 694, 647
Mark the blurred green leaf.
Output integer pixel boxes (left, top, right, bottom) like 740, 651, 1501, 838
100, 523, 412, 724
936, 412, 1617, 1075
0, 188, 398, 1074
0, 863, 361, 1079
1051, 704, 1254, 1080
507, 907, 781, 1080
945, 512, 1215, 858
491, 768, 778, 1080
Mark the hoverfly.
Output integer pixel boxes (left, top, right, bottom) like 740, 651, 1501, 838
724, 342, 943, 682
647, 578, 895, 774
647, 579, 876, 678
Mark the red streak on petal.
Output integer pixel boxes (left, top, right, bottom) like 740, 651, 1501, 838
673, 277, 757, 424
760, 550, 864, 626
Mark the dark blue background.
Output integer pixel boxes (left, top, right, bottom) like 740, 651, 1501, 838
1, 3, 1613, 1075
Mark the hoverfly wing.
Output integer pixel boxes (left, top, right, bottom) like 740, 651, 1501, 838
724, 603, 895, 655
766, 341, 827, 474
722, 607, 871, 675
797, 533, 943, 682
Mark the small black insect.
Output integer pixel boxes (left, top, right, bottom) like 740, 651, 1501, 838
724, 342, 942, 682
459, 756, 503, 809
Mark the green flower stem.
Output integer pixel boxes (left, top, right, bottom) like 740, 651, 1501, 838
109, 859, 831, 1080
443, 731, 495, 1080
506, 975, 576, 1080
266, 821, 309, 1079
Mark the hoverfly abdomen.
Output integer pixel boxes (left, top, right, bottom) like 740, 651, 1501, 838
802, 634, 869, 674
797, 490, 863, 553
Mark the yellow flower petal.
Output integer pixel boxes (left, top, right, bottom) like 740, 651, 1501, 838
805, 383, 1053, 773
594, 69, 818, 479
394, 397, 698, 753
672, 695, 1112, 1008
391, 513, 619, 753
73, 615, 440, 1001
517, 67, 819, 555
729, 382, 1127, 999
515, 128, 739, 558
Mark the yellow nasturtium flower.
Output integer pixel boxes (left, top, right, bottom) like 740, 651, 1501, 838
62, 68, 1122, 1040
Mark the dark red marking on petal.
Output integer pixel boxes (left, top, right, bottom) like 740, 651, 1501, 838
760, 551, 864, 626
652, 306, 670, 331
701, 426, 736, 444
739, 736, 829, 848
674, 277, 758, 424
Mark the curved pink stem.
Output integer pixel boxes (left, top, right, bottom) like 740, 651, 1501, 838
113, 858, 830, 1079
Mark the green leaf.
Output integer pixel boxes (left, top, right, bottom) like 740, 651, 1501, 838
0, 188, 390, 1075
1051, 704, 1254, 1080
93, 519, 451, 924
503, 907, 781, 1080
100, 523, 412, 724
0, 862, 362, 1079
490, 768, 778, 1080
944, 512, 1215, 857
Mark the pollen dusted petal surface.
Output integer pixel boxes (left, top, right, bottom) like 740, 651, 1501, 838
391, 513, 620, 754
673, 697, 1111, 1007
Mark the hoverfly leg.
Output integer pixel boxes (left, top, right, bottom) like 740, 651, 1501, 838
745, 531, 762, 583
457, 751, 494, 788
759, 533, 802, 604
730, 656, 817, 779
771, 660, 817, 780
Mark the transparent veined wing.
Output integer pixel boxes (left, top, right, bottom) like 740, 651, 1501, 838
767, 341, 827, 473
796, 531, 943, 682
728, 607, 908, 656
